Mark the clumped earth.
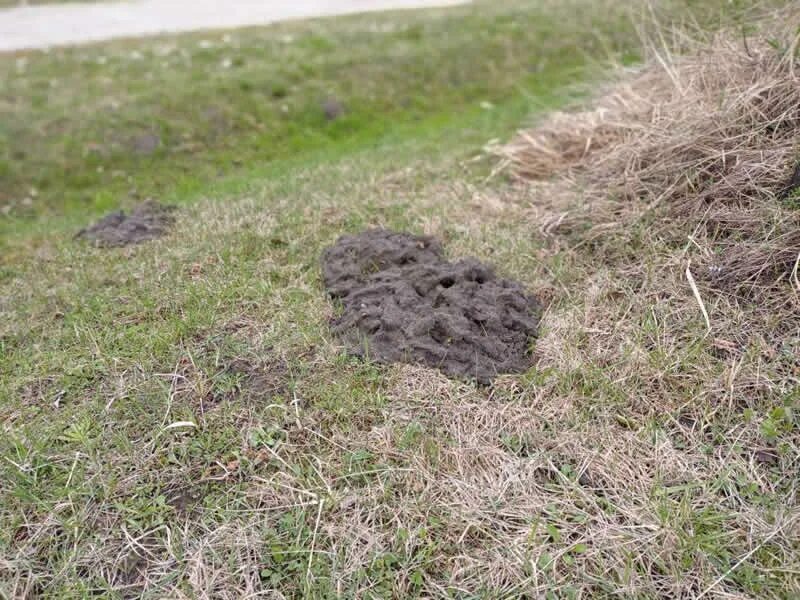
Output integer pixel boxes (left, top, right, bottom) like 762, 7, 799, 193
322, 229, 541, 382
75, 201, 176, 247
780, 162, 800, 200
322, 97, 345, 121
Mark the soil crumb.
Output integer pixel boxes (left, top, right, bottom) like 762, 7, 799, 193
322, 97, 345, 121
76, 201, 176, 247
322, 229, 541, 383
780, 162, 800, 200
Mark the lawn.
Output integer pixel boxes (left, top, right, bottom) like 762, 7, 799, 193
1, 0, 636, 226
1, 0, 797, 598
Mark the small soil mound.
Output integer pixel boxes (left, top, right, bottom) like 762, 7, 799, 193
322, 97, 344, 121
322, 229, 541, 383
76, 201, 176, 247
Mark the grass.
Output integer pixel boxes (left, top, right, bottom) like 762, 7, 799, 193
1, 0, 798, 598
0, 0, 629, 226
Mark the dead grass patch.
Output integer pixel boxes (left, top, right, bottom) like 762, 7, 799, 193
482, 7, 800, 597
499, 6, 800, 298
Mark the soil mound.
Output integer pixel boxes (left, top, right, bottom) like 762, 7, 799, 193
76, 201, 176, 247
322, 229, 540, 383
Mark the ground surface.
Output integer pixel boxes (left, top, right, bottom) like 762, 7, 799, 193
1, 0, 797, 598
0, 0, 468, 51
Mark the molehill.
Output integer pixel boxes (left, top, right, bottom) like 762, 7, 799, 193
322, 229, 541, 383
76, 201, 176, 247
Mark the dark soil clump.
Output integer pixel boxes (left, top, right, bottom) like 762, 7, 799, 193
76, 201, 176, 247
322, 97, 345, 121
780, 162, 800, 200
322, 229, 541, 383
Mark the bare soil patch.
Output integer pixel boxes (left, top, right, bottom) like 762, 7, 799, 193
322, 229, 540, 382
75, 201, 176, 247
223, 356, 291, 402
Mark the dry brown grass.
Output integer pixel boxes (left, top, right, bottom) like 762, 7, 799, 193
472, 9, 800, 597
499, 6, 800, 299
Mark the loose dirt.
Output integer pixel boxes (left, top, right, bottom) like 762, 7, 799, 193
75, 201, 176, 247
322, 229, 540, 383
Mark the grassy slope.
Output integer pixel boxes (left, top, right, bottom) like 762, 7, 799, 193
0, 1, 620, 225
1, 1, 797, 598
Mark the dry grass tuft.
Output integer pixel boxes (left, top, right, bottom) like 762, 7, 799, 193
499, 6, 800, 297
486, 15, 800, 596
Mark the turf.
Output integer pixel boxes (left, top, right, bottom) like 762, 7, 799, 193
1, 1, 612, 225
1, 0, 797, 598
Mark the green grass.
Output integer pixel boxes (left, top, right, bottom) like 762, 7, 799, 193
1, 0, 797, 598
0, 0, 642, 227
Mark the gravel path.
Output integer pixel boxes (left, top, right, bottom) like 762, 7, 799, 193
0, 0, 469, 52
